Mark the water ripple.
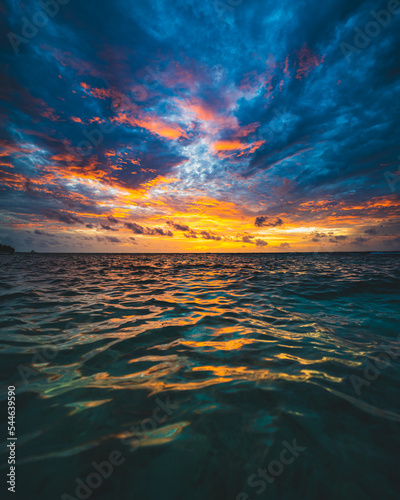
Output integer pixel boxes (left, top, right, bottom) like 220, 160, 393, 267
0, 253, 399, 499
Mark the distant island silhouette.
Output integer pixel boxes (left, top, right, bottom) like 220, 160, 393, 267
0, 244, 15, 254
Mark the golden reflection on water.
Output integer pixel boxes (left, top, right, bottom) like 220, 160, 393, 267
276, 352, 362, 367
180, 338, 257, 351
3, 252, 400, 497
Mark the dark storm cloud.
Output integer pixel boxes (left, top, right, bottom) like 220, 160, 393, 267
173, 223, 190, 231
34, 229, 56, 237
125, 222, 145, 234
329, 235, 348, 244
200, 231, 222, 241
96, 235, 121, 243
100, 223, 119, 232
147, 227, 173, 236
107, 215, 118, 224
238, 233, 268, 246
125, 222, 173, 237
0, 0, 191, 202
166, 221, 191, 232
255, 216, 284, 228
352, 236, 370, 244
42, 209, 84, 225
230, 0, 400, 214
184, 229, 198, 239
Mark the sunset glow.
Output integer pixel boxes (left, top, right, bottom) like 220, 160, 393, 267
1, 1, 399, 252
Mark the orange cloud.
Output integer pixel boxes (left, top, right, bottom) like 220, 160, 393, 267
114, 111, 187, 140
213, 139, 265, 157
214, 140, 244, 151
295, 43, 324, 80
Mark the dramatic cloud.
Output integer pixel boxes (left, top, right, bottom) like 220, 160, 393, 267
329, 235, 348, 243
100, 223, 119, 232
0, 0, 399, 252
34, 230, 56, 237
125, 222, 145, 235
255, 217, 284, 228
42, 209, 84, 225
352, 237, 370, 245
167, 221, 191, 232
97, 235, 121, 243
200, 231, 222, 241
146, 227, 173, 237
107, 215, 119, 224
125, 222, 173, 237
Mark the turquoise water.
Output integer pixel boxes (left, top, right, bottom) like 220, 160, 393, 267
1, 253, 400, 500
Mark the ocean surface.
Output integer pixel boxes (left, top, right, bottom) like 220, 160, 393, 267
1, 253, 400, 500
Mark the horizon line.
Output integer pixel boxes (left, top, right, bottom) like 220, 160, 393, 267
5, 250, 400, 255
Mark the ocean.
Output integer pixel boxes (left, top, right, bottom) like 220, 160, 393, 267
1, 253, 400, 500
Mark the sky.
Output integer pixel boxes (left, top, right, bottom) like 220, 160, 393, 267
0, 0, 400, 253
